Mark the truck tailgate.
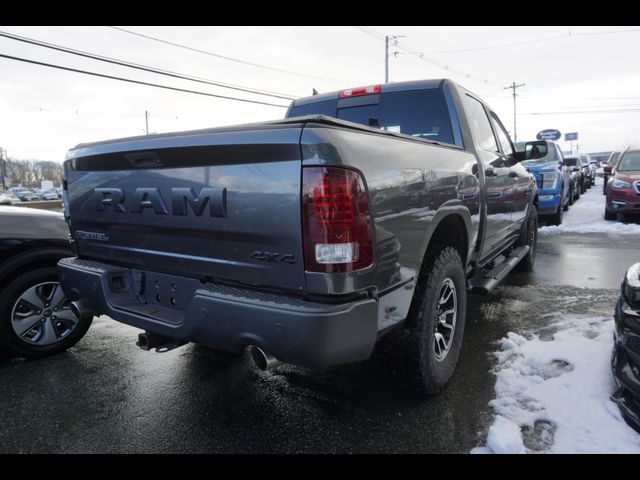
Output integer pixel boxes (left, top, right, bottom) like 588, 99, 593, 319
64, 127, 305, 293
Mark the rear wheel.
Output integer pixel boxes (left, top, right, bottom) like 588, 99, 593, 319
569, 187, 575, 205
402, 247, 466, 395
604, 208, 616, 221
550, 201, 563, 226
516, 205, 537, 271
0, 267, 93, 359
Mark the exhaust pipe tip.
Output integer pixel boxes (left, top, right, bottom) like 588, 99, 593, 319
70, 300, 93, 321
249, 346, 283, 371
137, 333, 150, 350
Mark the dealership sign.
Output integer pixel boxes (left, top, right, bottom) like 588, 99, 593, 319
536, 129, 562, 141
565, 132, 578, 141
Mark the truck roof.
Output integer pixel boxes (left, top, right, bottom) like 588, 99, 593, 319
292, 79, 446, 107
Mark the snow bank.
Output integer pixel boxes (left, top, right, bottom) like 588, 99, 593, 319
487, 416, 526, 454
539, 177, 640, 235
477, 316, 640, 453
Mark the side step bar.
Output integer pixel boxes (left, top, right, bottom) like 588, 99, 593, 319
468, 245, 530, 294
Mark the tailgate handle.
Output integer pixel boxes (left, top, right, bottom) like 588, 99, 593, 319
125, 152, 163, 168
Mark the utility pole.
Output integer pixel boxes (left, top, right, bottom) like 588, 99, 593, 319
0, 148, 7, 191
145, 110, 149, 135
384, 35, 405, 84
504, 82, 525, 141
385, 36, 389, 83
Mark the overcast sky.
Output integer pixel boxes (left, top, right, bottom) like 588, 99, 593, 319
1, 25, 640, 162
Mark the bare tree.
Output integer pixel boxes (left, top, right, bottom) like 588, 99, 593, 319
5, 158, 63, 188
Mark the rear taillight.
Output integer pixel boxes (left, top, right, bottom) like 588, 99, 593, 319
339, 84, 381, 98
302, 167, 373, 273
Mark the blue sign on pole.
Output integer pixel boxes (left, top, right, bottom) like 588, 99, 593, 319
536, 129, 562, 141
565, 132, 578, 141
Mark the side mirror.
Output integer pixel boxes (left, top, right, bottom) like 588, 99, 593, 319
524, 141, 548, 159
603, 165, 612, 174
513, 151, 526, 162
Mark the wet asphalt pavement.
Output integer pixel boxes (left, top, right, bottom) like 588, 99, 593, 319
0, 207, 635, 453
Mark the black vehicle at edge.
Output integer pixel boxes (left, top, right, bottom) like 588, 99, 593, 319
563, 155, 583, 203
58, 78, 537, 394
0, 206, 92, 358
612, 262, 640, 432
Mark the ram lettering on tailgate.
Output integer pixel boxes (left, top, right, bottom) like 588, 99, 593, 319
94, 187, 227, 217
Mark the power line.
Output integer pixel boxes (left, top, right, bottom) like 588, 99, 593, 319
0, 53, 290, 108
571, 27, 640, 36
424, 33, 570, 54
0, 30, 295, 101
530, 103, 640, 109
354, 26, 386, 41
522, 108, 640, 115
354, 26, 504, 88
108, 26, 354, 85
6, 103, 181, 118
419, 27, 640, 54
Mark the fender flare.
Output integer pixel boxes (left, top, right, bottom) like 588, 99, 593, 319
416, 201, 475, 269
0, 246, 73, 286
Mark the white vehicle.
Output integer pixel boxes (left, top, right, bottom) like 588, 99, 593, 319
0, 192, 18, 205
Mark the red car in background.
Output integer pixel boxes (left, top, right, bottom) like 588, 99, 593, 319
605, 148, 640, 221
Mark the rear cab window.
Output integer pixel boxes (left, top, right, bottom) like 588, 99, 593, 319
287, 86, 462, 148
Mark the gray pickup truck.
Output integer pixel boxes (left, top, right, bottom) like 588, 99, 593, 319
58, 79, 537, 394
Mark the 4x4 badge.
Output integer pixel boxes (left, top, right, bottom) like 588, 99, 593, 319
251, 251, 296, 264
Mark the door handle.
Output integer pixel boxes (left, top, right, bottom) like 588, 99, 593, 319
485, 168, 495, 177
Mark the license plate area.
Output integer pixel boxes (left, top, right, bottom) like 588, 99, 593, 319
107, 269, 201, 325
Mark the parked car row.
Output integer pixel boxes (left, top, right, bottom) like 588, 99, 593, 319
604, 147, 640, 222
580, 153, 598, 188
0, 187, 62, 205
514, 140, 594, 225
